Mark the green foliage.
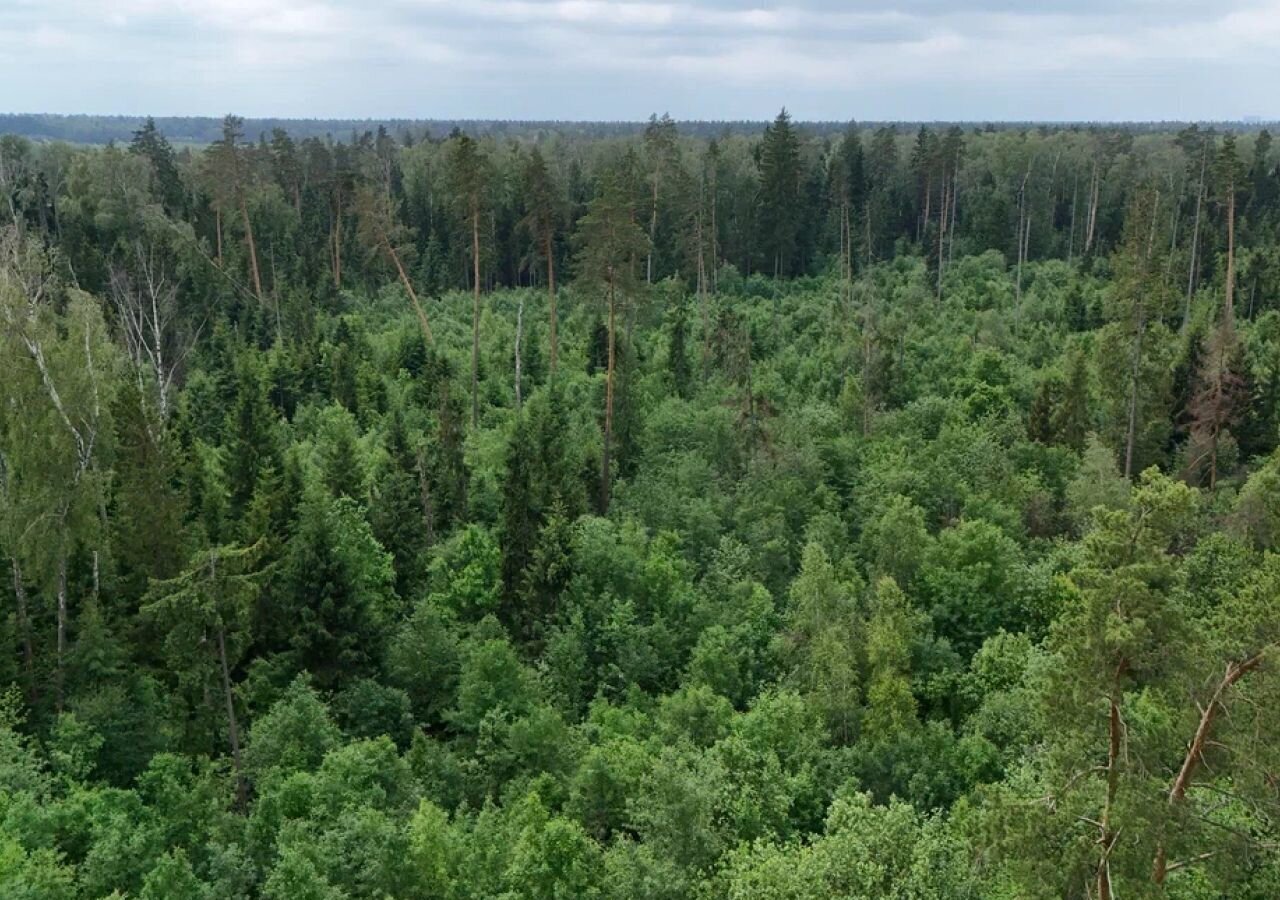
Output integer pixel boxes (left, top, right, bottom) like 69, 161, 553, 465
3, 118, 1280, 900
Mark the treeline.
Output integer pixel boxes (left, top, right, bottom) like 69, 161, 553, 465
1, 111, 1280, 898
12, 113, 1276, 146
5, 111, 1280, 301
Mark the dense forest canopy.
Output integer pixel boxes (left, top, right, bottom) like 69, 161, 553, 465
1, 109, 1280, 898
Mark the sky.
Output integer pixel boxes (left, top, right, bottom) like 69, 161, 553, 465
2, 0, 1279, 122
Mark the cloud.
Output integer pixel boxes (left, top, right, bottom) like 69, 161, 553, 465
0, 0, 1277, 120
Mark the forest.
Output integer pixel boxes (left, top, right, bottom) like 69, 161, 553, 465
1, 110, 1280, 898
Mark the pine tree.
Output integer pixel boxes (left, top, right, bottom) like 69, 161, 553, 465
758, 109, 803, 277
520, 148, 562, 376
574, 170, 649, 512
446, 132, 491, 427
129, 117, 185, 216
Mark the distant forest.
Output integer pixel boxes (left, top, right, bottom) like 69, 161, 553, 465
4, 112, 1278, 146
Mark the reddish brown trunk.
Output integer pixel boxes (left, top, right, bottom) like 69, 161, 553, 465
1097, 691, 1122, 900
1153, 652, 1268, 884
385, 238, 432, 345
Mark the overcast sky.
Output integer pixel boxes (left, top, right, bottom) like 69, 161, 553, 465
2, 0, 1278, 121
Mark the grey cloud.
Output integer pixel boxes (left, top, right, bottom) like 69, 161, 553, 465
0, 0, 1276, 121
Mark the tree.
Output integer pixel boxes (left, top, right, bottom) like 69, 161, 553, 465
1184, 322, 1245, 488
129, 117, 186, 216
1107, 186, 1174, 478
1041, 471, 1196, 900
574, 170, 649, 512
0, 227, 118, 712
208, 115, 264, 301
758, 109, 803, 277
827, 125, 865, 304
355, 184, 434, 345
1176, 125, 1215, 328
446, 132, 491, 427
643, 113, 680, 283
141, 542, 266, 807
520, 147, 562, 376
1214, 133, 1246, 323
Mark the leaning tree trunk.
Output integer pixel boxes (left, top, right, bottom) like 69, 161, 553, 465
384, 238, 433, 346
1153, 651, 1267, 884
240, 196, 264, 301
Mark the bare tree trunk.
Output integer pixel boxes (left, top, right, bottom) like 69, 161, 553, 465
414, 445, 436, 549
217, 625, 249, 810
1068, 174, 1078, 263
1224, 188, 1236, 323
470, 209, 482, 429
709, 164, 719, 294
1015, 186, 1027, 307
1098, 687, 1123, 900
333, 187, 343, 289
239, 197, 263, 301
647, 167, 659, 284
1153, 652, 1267, 884
936, 177, 949, 301
546, 233, 558, 377
385, 239, 433, 345
11, 558, 34, 701
215, 205, 223, 266
1085, 161, 1100, 254
1124, 314, 1147, 479
55, 553, 67, 714
948, 177, 958, 267
514, 293, 524, 411
602, 275, 617, 513
1184, 149, 1206, 330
